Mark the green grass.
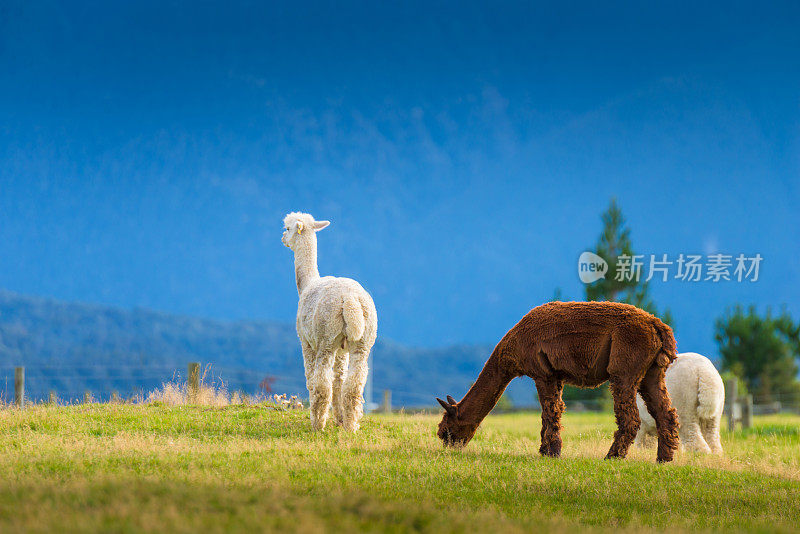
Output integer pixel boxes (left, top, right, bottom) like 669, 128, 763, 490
1, 405, 798, 533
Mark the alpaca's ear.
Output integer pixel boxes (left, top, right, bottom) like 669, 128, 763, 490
437, 397, 456, 416
313, 220, 330, 231
295, 221, 304, 235
446, 395, 457, 405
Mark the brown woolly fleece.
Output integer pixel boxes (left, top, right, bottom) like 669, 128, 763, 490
437, 301, 680, 462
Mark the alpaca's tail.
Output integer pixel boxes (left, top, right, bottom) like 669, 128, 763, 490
342, 295, 366, 341
652, 318, 677, 368
697, 366, 725, 420
697, 380, 724, 420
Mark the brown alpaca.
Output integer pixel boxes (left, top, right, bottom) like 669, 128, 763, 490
437, 301, 680, 462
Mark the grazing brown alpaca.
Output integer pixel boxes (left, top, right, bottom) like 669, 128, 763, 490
437, 301, 680, 462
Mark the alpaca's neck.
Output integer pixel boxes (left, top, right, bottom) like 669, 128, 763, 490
293, 236, 320, 295
457, 344, 518, 425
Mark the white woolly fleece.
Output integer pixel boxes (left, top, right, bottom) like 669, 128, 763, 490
635, 352, 725, 454
282, 212, 378, 432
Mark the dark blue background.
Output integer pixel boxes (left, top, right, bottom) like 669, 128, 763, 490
2, 1, 799, 358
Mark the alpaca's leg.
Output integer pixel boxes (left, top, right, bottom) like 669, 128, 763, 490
639, 364, 680, 462
331, 349, 349, 426
701, 417, 723, 454
634, 394, 656, 448
680, 417, 711, 453
309, 349, 335, 431
535, 378, 565, 457
341, 348, 370, 432
634, 426, 650, 448
301, 342, 314, 399
606, 378, 640, 459
634, 427, 644, 448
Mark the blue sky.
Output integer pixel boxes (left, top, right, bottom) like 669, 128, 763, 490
1, 1, 799, 358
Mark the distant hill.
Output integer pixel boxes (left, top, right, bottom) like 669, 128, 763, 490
0, 291, 532, 407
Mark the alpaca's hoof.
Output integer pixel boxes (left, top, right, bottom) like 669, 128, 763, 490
539, 450, 561, 459
539, 442, 561, 458
311, 415, 329, 431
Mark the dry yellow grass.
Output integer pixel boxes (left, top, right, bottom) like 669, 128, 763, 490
140, 368, 303, 409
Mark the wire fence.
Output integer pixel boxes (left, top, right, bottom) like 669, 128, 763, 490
0, 364, 424, 409
2, 364, 798, 414
0, 364, 307, 405
748, 391, 800, 414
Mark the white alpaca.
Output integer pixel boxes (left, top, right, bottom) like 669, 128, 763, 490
282, 212, 377, 431
635, 352, 724, 453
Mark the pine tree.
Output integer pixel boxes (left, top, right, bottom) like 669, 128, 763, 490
585, 198, 672, 324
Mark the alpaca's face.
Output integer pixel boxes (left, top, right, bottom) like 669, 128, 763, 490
281, 219, 307, 250
281, 223, 297, 248
281, 213, 330, 250
437, 411, 478, 447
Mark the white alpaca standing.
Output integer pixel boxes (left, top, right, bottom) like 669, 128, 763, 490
282, 212, 377, 431
635, 352, 724, 453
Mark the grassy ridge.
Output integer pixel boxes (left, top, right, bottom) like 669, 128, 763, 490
1, 405, 798, 533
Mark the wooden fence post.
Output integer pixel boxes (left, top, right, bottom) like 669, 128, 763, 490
48, 391, 56, 405
188, 362, 200, 403
725, 378, 738, 431
742, 394, 753, 429
14, 367, 24, 408
382, 389, 391, 414
84, 391, 92, 404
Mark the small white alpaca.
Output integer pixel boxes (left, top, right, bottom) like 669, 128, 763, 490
635, 352, 724, 453
282, 212, 377, 431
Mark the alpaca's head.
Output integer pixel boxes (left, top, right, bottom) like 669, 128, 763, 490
282, 212, 330, 250
436, 395, 478, 447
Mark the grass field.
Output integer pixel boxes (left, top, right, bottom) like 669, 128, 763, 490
1, 404, 798, 533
